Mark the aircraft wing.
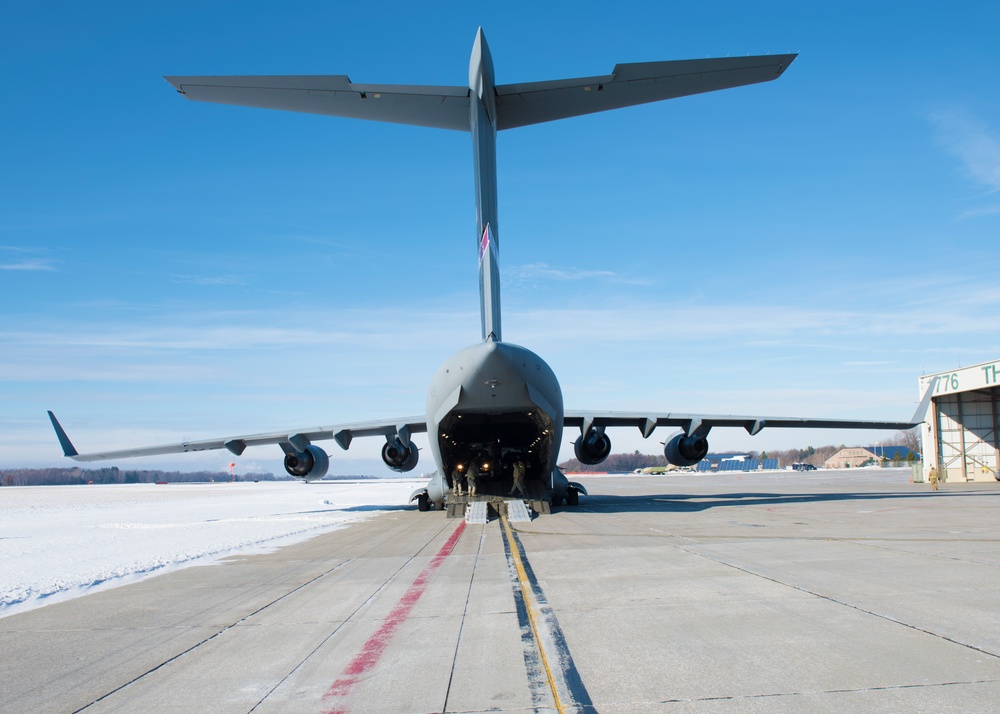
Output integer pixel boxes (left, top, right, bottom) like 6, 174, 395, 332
164, 76, 471, 131
564, 411, 920, 440
47, 411, 427, 462
565, 377, 935, 438
495, 54, 797, 130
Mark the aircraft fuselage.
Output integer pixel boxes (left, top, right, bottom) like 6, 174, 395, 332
423, 341, 565, 505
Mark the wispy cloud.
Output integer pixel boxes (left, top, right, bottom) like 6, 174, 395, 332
0, 246, 57, 271
956, 204, 1000, 220
930, 109, 1000, 217
172, 274, 246, 286
505, 262, 651, 286
0, 259, 56, 271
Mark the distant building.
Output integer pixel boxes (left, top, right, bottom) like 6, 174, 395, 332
823, 446, 917, 469
919, 359, 1000, 482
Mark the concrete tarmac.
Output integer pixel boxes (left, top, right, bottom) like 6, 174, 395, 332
3, 468, 1000, 713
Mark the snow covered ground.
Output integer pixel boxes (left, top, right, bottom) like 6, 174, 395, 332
0, 479, 424, 618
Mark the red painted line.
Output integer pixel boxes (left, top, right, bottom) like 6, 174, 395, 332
321, 521, 467, 713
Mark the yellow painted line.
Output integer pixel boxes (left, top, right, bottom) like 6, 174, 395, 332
501, 515, 567, 714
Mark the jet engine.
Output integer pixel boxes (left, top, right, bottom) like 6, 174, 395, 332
382, 438, 419, 472
283, 445, 330, 480
664, 431, 709, 467
574, 429, 612, 466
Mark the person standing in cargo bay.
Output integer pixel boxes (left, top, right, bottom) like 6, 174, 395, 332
466, 461, 478, 497
510, 458, 526, 496
451, 464, 465, 496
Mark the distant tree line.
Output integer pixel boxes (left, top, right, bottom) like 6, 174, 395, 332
559, 451, 671, 473
0, 467, 282, 487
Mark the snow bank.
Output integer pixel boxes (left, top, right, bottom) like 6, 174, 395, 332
0, 479, 423, 618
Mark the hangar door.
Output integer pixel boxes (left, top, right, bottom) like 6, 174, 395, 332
935, 386, 1000, 481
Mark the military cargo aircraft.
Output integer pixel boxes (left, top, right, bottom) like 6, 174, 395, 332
48, 29, 923, 511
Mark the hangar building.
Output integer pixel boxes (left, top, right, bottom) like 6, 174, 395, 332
920, 359, 1000, 482
823, 446, 917, 470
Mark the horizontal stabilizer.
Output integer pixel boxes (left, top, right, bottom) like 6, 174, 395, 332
165, 53, 795, 134
495, 54, 796, 130
164, 76, 471, 131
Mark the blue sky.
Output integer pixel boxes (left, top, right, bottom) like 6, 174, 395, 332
3, 1, 999, 475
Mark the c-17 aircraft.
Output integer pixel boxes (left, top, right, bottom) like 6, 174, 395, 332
48, 29, 925, 512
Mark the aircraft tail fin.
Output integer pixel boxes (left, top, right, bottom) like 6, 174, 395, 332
166, 37, 796, 348
478, 223, 500, 341
471, 29, 501, 342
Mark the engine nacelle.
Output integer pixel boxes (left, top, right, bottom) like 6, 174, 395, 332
664, 432, 709, 467
283, 445, 330, 481
382, 438, 419, 472
574, 430, 612, 466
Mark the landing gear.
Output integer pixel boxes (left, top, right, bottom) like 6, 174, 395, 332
417, 493, 430, 511
552, 488, 579, 508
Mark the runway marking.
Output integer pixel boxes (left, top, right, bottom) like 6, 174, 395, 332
502, 516, 560, 710
501, 516, 593, 714
320, 520, 467, 714
441, 523, 488, 712
249, 519, 455, 711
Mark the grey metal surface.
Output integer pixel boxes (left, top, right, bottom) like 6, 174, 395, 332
163, 74, 472, 130
47, 410, 428, 463
466, 500, 488, 525
495, 54, 796, 130
163, 39, 795, 134
4, 469, 1000, 713
564, 410, 920, 438
505, 498, 532, 522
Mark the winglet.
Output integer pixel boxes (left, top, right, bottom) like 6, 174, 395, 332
910, 376, 939, 425
47, 411, 79, 457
